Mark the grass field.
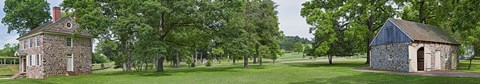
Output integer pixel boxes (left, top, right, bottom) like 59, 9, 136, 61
0, 53, 480, 84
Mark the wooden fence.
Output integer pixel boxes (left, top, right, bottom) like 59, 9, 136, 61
0, 56, 18, 65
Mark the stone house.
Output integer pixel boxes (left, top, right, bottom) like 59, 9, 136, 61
13, 7, 93, 78
370, 18, 459, 72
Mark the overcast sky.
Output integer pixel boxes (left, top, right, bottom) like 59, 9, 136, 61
0, 0, 313, 49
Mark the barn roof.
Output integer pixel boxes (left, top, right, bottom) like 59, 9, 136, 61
388, 18, 459, 45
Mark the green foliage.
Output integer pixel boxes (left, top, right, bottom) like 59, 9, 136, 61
205, 60, 212, 67
0, 44, 18, 57
186, 57, 194, 67
280, 36, 310, 52
293, 42, 304, 53
1, 0, 51, 35
301, 0, 395, 57
397, 0, 480, 56
92, 52, 109, 64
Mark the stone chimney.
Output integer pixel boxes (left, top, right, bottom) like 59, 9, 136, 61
52, 6, 61, 22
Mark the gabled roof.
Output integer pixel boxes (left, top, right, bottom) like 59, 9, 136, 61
388, 18, 459, 45
17, 17, 92, 40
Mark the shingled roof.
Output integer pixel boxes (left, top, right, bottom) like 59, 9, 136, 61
17, 17, 92, 40
388, 18, 459, 45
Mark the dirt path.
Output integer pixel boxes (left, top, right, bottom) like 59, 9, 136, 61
354, 67, 480, 78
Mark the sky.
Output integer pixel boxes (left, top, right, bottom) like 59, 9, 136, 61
0, 0, 313, 49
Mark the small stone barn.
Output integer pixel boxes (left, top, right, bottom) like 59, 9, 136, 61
370, 18, 460, 72
13, 7, 93, 78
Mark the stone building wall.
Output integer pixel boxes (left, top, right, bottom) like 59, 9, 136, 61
42, 34, 92, 77
18, 35, 45, 78
409, 42, 458, 71
370, 42, 410, 71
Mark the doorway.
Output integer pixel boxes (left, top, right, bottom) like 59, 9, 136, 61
67, 54, 73, 71
417, 47, 425, 71
22, 58, 26, 72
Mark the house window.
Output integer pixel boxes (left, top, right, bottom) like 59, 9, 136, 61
66, 22, 72, 28
36, 36, 40, 47
36, 54, 40, 66
29, 38, 33, 48
23, 41, 26, 49
67, 38, 72, 47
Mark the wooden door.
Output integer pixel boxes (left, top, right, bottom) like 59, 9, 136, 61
22, 58, 26, 72
67, 54, 73, 71
418, 50, 424, 71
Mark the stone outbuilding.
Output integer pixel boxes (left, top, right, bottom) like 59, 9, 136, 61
370, 18, 460, 72
13, 7, 93, 78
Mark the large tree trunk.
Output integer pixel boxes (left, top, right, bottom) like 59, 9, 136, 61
233, 57, 236, 64
244, 52, 249, 69
253, 47, 258, 64
156, 56, 165, 72
259, 57, 263, 65
195, 51, 198, 65
419, 0, 425, 23
125, 45, 132, 71
365, 15, 374, 64
328, 55, 333, 64
253, 56, 257, 64
200, 52, 203, 63
227, 52, 230, 64
175, 51, 179, 68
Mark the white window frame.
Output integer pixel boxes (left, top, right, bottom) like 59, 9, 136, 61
36, 54, 40, 66
36, 36, 41, 47
67, 38, 73, 47
30, 38, 33, 48
23, 41, 26, 49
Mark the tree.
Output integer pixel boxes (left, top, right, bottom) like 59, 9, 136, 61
0, 44, 18, 57
92, 52, 109, 64
2, 0, 51, 35
280, 36, 311, 52
294, 42, 304, 53
303, 45, 311, 58
301, 0, 395, 64
397, 0, 480, 69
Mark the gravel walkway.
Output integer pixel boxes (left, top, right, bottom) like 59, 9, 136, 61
353, 67, 480, 78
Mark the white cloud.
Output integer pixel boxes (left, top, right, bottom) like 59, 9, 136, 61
0, 34, 18, 49
273, 0, 314, 39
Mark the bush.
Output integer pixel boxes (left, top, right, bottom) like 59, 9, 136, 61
186, 57, 195, 67
206, 60, 212, 67
93, 53, 109, 64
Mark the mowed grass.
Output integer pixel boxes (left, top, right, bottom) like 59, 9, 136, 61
1, 54, 480, 84
0, 65, 18, 78
456, 57, 480, 73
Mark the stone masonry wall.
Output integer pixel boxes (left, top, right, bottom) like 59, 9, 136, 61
19, 35, 45, 78
370, 42, 410, 71
410, 42, 458, 71
42, 34, 92, 77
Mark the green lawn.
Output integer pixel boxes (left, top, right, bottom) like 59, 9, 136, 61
0, 65, 17, 78
0, 54, 480, 84
456, 57, 480, 73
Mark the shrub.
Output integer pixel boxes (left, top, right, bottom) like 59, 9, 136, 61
206, 60, 212, 67
186, 57, 195, 67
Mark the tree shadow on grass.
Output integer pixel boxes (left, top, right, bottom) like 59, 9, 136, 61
103, 64, 268, 77
289, 72, 480, 84
283, 62, 366, 68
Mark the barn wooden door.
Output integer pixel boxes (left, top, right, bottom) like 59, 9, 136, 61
417, 48, 425, 71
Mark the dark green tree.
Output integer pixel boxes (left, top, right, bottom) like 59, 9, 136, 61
2, 0, 51, 35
